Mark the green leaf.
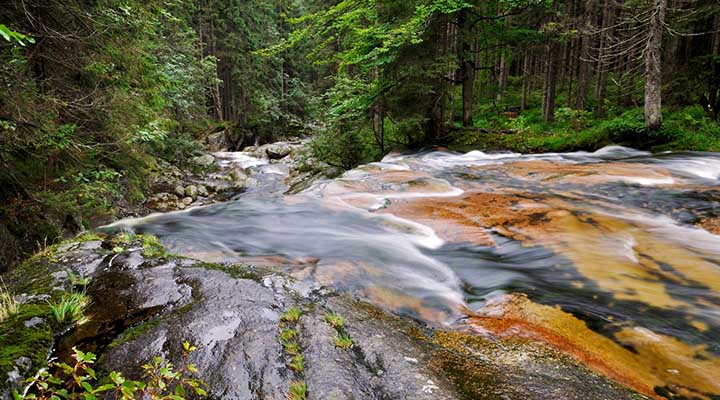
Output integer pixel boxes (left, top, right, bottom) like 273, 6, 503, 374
0, 25, 11, 41
93, 384, 115, 393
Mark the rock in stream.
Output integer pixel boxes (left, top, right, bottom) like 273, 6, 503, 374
1, 235, 644, 400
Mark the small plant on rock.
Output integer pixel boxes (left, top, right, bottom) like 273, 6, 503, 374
47, 292, 90, 324
15, 341, 206, 399
334, 332, 353, 350
67, 271, 91, 290
288, 380, 307, 400
283, 341, 301, 356
281, 307, 301, 323
288, 354, 304, 373
0, 278, 19, 323
324, 311, 344, 329
141, 234, 169, 258
280, 328, 298, 343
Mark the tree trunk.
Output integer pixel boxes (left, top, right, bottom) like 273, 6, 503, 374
496, 53, 507, 103
594, 0, 616, 118
542, 43, 559, 122
521, 49, 530, 111
458, 9, 475, 127
644, 0, 667, 130
574, 0, 594, 110
708, 15, 720, 120
209, 20, 223, 120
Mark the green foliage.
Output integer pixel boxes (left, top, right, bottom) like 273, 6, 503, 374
453, 105, 720, 153
281, 307, 302, 323
0, 279, 19, 323
1, 1, 216, 248
283, 341, 301, 356
0, 24, 34, 45
47, 292, 89, 325
141, 234, 169, 258
324, 311, 345, 330
280, 328, 298, 343
288, 380, 307, 400
554, 108, 593, 130
333, 332, 354, 350
14, 342, 206, 399
288, 355, 305, 373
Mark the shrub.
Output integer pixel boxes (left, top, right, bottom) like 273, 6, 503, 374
597, 109, 648, 142
554, 107, 593, 130
15, 342, 206, 399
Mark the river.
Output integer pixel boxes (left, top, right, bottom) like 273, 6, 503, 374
108, 146, 720, 399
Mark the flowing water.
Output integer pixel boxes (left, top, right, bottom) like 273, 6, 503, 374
107, 146, 720, 399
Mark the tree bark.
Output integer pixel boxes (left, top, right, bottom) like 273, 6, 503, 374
496, 53, 507, 103
594, 0, 616, 118
708, 15, 720, 120
644, 0, 667, 130
574, 0, 595, 110
542, 43, 559, 122
521, 49, 530, 111
458, 9, 475, 127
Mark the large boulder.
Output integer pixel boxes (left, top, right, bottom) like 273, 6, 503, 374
265, 143, 293, 160
206, 131, 231, 152
192, 154, 215, 167
1, 235, 643, 400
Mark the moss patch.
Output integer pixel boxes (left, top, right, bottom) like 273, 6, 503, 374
0, 303, 54, 379
190, 261, 273, 281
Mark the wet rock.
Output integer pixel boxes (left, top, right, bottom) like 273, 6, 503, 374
2, 236, 643, 400
324, 166, 343, 179
192, 154, 215, 167
182, 197, 193, 206
197, 185, 208, 197
207, 131, 230, 152
230, 167, 248, 183
174, 185, 185, 197
184, 185, 198, 199
265, 144, 293, 160
100, 267, 290, 399
244, 178, 258, 188
23, 318, 44, 328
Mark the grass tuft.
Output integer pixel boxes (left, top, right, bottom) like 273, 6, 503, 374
141, 234, 168, 258
289, 354, 304, 372
324, 311, 345, 329
280, 328, 298, 343
281, 307, 301, 323
334, 332, 353, 350
283, 341, 301, 356
48, 292, 90, 324
288, 380, 307, 400
0, 279, 19, 323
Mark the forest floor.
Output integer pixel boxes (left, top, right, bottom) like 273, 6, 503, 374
450, 106, 720, 154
